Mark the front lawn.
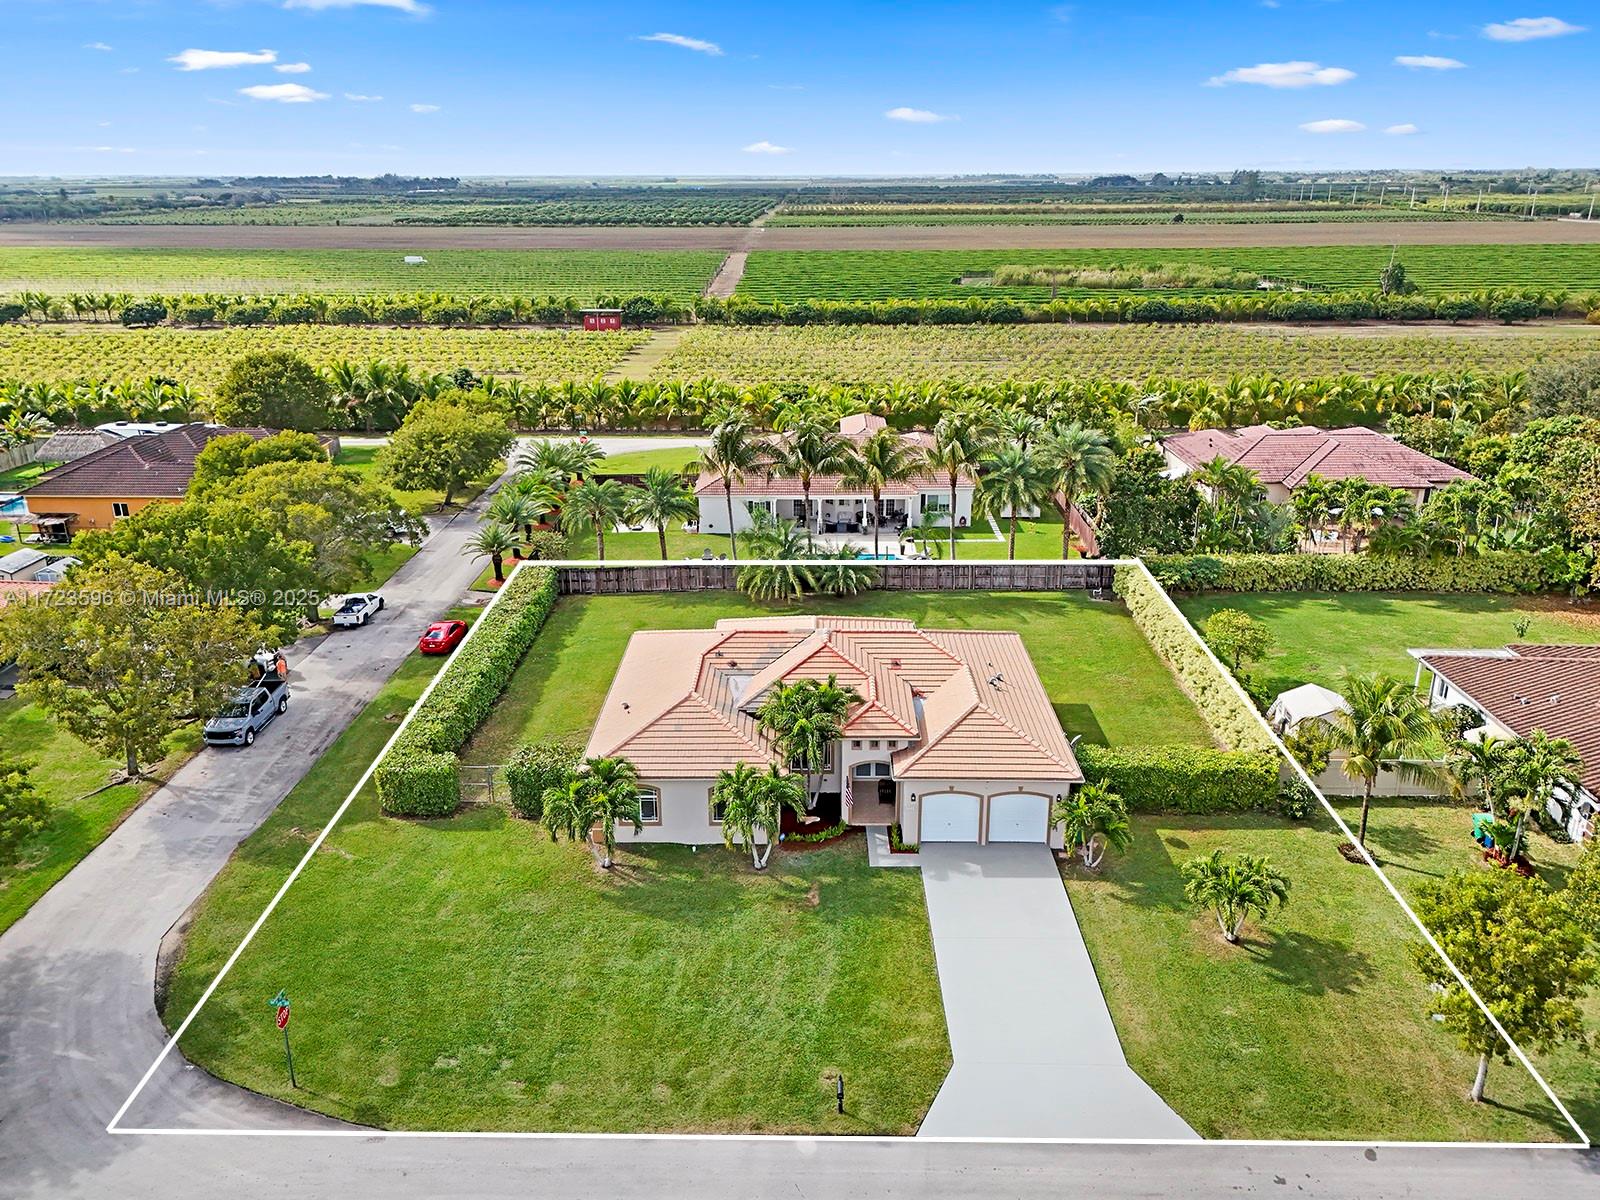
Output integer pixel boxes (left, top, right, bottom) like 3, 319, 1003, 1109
592, 445, 703, 475
335, 444, 500, 513
1066, 811, 1578, 1141
463, 589, 1212, 764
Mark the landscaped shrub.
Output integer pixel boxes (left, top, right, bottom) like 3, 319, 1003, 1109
504, 741, 580, 820
1112, 564, 1276, 753
521, 530, 569, 560
119, 300, 168, 328
376, 565, 561, 817
1145, 550, 1557, 595
1274, 779, 1318, 821
1076, 743, 1279, 814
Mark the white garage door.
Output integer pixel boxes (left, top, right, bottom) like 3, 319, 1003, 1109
988, 793, 1050, 843
920, 793, 980, 842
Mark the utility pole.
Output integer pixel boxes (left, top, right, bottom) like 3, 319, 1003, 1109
1588, 182, 1597, 221
1476, 189, 1484, 214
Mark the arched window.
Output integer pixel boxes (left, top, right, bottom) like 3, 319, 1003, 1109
636, 787, 660, 825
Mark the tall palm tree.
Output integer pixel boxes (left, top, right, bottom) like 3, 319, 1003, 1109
1500, 731, 1583, 860
1037, 422, 1116, 559
626, 465, 698, 560
974, 443, 1052, 560
840, 426, 920, 559
1325, 674, 1439, 846
1053, 782, 1132, 870
755, 675, 862, 808
543, 755, 643, 869
696, 415, 764, 562
1181, 850, 1291, 944
924, 411, 987, 562
1446, 734, 1512, 820
767, 409, 850, 550
462, 520, 519, 584
560, 478, 634, 562
713, 762, 806, 870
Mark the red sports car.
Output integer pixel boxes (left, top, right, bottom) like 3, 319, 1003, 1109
418, 619, 468, 655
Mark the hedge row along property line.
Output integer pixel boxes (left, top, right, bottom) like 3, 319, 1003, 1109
1075, 743, 1278, 814
374, 565, 560, 817
1143, 548, 1563, 594
5, 285, 1594, 331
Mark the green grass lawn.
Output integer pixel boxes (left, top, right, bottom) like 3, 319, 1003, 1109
591, 445, 703, 475
0, 461, 57, 490
1066, 811, 1578, 1141
1326, 796, 1597, 1140
1174, 592, 1596, 699
464, 590, 1211, 764
0, 697, 198, 935
335, 445, 500, 513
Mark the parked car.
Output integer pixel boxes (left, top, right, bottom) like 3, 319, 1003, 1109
418, 619, 468, 655
204, 651, 290, 748
332, 592, 385, 628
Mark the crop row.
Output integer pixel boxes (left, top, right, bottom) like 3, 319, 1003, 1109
765, 209, 1492, 227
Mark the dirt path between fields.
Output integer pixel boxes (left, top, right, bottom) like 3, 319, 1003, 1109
605, 327, 687, 380
5, 220, 1599, 251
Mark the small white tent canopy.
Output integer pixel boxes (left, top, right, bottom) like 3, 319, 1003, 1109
403, 255, 428, 265
1266, 683, 1349, 735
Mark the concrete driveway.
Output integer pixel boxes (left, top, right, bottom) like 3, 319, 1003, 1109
916, 842, 1198, 1140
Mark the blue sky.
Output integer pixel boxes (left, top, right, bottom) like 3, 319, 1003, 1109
2, 1, 1594, 176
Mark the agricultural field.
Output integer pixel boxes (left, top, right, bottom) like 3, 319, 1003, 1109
0, 248, 722, 299
647, 323, 1600, 386
767, 206, 1498, 227
0, 325, 646, 390
735, 245, 1600, 300
90, 194, 783, 227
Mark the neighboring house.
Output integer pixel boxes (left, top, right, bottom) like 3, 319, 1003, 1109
1161, 424, 1474, 512
20, 423, 337, 536
693, 413, 977, 537
1410, 644, 1600, 842
31, 428, 118, 464
1266, 683, 1349, 735
0, 548, 49, 582
586, 615, 1082, 848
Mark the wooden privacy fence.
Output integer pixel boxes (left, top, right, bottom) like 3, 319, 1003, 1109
1067, 501, 1101, 558
557, 560, 1116, 595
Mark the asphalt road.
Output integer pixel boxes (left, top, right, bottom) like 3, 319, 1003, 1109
2, 469, 1596, 1196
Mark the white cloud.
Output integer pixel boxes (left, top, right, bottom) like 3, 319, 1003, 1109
1395, 54, 1465, 69
1385, 123, 1421, 135
344, 92, 383, 101
275, 62, 313, 74
84, 42, 113, 52
239, 83, 330, 103
283, 0, 432, 13
639, 33, 724, 56
1299, 118, 1366, 133
1482, 16, 1586, 41
170, 49, 278, 71
885, 106, 956, 123
410, 103, 440, 113
742, 140, 791, 155
1207, 61, 1355, 87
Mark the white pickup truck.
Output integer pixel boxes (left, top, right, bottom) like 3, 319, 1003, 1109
332, 592, 385, 628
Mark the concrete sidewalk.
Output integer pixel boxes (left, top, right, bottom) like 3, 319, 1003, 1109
916, 842, 1198, 1140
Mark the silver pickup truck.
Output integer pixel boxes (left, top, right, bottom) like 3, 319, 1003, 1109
204, 652, 290, 748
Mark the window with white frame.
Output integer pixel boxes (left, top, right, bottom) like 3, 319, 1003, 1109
636, 787, 660, 824
852, 761, 892, 779
112, 502, 131, 518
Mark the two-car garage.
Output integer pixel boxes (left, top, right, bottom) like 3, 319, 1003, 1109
918, 790, 1054, 845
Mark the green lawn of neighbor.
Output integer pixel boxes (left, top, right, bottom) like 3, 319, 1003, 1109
0, 461, 57, 490
1327, 796, 1597, 1140
1174, 592, 1595, 699
335, 444, 499, 513
463, 589, 1212, 765
1066, 810, 1579, 1142
591, 445, 703, 475
0, 698, 198, 935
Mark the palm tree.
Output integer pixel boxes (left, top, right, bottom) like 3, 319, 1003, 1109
462, 520, 519, 584
735, 508, 814, 601
487, 491, 541, 554
755, 675, 862, 808
840, 427, 919, 559
1325, 674, 1439, 847
544, 755, 643, 869
500, 472, 560, 538
1500, 731, 1583, 860
696, 416, 764, 562
626, 466, 698, 560
1053, 782, 1132, 870
517, 438, 606, 486
1037, 422, 1116, 559
1181, 850, 1291, 944
713, 762, 806, 869
924, 411, 986, 561
767, 409, 850, 549
974, 443, 1051, 560
1445, 734, 1513, 821
808, 549, 879, 596
561, 478, 634, 561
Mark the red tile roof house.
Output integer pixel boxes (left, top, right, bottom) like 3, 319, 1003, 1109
692, 413, 978, 542
1161, 425, 1474, 550
585, 615, 1082, 849
1410, 644, 1600, 843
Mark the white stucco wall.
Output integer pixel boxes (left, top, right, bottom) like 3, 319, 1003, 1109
696, 489, 975, 538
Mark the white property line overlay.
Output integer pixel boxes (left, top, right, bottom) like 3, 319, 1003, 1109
109, 557, 1590, 1148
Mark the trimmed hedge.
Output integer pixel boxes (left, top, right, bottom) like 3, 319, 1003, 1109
1077, 743, 1279, 814
375, 565, 561, 817
1145, 550, 1558, 595
1112, 564, 1276, 753
504, 741, 580, 820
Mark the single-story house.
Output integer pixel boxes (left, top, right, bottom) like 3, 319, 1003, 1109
694, 413, 977, 538
0, 548, 49, 582
1161, 424, 1474, 513
31, 428, 118, 465
21, 423, 338, 536
1266, 683, 1349, 735
1410, 644, 1600, 842
586, 615, 1082, 848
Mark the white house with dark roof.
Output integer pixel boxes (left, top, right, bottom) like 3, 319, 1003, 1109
585, 615, 1081, 848
693, 413, 976, 538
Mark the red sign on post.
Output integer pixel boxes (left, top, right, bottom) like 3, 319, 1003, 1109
276, 1005, 290, 1030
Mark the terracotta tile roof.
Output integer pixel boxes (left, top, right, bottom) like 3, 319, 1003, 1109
0, 580, 53, 605
586, 615, 1080, 784
1163, 425, 1474, 490
1418, 645, 1600, 795
24, 424, 294, 499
